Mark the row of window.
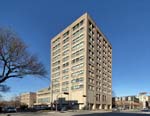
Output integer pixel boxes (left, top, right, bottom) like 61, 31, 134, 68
53, 70, 84, 79
72, 41, 84, 51
62, 56, 69, 63
63, 31, 69, 38
52, 66, 60, 72
52, 37, 60, 45
72, 20, 84, 31
63, 43, 69, 50
53, 25, 84, 49
71, 70, 84, 77
71, 84, 84, 90
62, 68, 69, 74
52, 49, 60, 56
52, 60, 60, 67
38, 98, 50, 103
62, 75, 69, 80
53, 83, 60, 88
52, 54, 60, 62
52, 72, 60, 78
72, 27, 84, 38
71, 77, 83, 83
71, 48, 84, 58
52, 43, 60, 51
72, 56, 84, 64
72, 34, 84, 45
52, 78, 60, 83
62, 81, 69, 86
53, 84, 84, 93
63, 37, 69, 44
62, 49, 70, 56
72, 63, 84, 70
62, 87, 69, 92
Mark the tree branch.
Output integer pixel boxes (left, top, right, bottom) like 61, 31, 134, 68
0, 27, 47, 84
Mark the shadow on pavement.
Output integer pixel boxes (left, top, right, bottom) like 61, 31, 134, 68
72, 112, 149, 116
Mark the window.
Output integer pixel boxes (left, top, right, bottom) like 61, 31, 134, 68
53, 83, 60, 88
52, 37, 60, 44
52, 78, 60, 83
71, 70, 84, 77
52, 55, 60, 62
62, 68, 69, 74
63, 43, 69, 50
73, 24, 79, 31
63, 31, 69, 38
63, 37, 69, 44
52, 49, 60, 56
80, 20, 84, 26
52, 60, 60, 66
63, 49, 69, 56
72, 27, 84, 38
89, 36, 94, 44
71, 77, 83, 83
72, 42, 84, 51
52, 72, 60, 78
62, 81, 69, 86
52, 66, 60, 72
72, 20, 84, 31
71, 84, 83, 90
53, 43, 60, 51
89, 57, 94, 64
53, 89, 60, 93
62, 75, 69, 80
62, 56, 69, 62
72, 34, 84, 45
63, 62, 69, 67
72, 63, 84, 70
62, 87, 69, 92
72, 49, 84, 58
88, 85, 94, 91
72, 56, 84, 64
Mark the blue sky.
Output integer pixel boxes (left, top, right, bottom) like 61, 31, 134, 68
0, 0, 150, 99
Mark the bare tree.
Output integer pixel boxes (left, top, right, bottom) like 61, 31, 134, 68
0, 27, 47, 89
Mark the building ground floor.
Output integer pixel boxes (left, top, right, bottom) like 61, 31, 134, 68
81, 103, 111, 110
53, 97, 111, 110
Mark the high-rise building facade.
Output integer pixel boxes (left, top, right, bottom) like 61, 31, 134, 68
51, 13, 112, 110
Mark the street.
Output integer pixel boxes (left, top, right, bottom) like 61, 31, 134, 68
0, 111, 149, 116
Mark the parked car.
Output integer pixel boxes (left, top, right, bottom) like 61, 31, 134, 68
2, 107, 17, 113
112, 108, 120, 112
141, 108, 150, 112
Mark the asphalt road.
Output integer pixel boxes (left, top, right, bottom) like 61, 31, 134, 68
0, 111, 149, 116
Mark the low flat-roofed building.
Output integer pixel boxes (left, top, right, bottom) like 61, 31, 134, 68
113, 96, 140, 109
36, 87, 51, 106
20, 92, 36, 107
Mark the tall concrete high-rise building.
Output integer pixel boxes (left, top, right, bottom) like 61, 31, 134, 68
50, 13, 112, 110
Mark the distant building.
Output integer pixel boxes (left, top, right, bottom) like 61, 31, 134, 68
35, 87, 51, 106
137, 92, 149, 109
20, 92, 36, 107
113, 96, 140, 109
50, 13, 112, 110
